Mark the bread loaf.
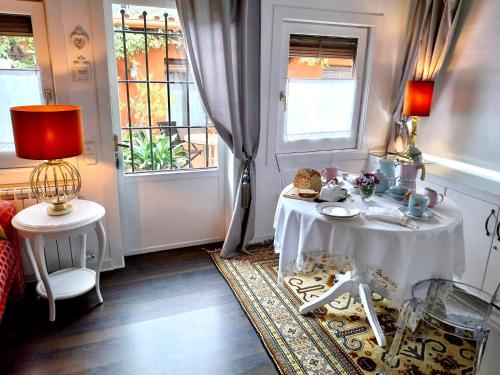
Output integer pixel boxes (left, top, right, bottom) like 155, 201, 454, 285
293, 168, 322, 192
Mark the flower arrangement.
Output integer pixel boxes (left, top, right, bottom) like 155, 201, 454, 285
354, 172, 380, 201
354, 172, 380, 188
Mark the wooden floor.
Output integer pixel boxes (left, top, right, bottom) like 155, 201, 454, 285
0, 245, 278, 375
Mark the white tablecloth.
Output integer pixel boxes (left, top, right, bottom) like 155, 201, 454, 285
273, 184, 465, 307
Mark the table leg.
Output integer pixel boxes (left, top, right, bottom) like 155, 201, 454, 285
359, 282, 386, 347
299, 271, 354, 314
298, 269, 387, 347
94, 220, 106, 304
78, 233, 87, 268
33, 234, 55, 321
22, 237, 41, 283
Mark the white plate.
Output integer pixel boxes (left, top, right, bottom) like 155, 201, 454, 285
316, 203, 361, 218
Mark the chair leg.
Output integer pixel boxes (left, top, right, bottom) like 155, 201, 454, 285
385, 299, 422, 370
473, 329, 489, 375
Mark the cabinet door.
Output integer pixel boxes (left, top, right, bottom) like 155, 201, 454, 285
484, 217, 500, 295
445, 189, 497, 289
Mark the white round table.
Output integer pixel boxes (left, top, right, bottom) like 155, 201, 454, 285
274, 184, 465, 346
12, 199, 106, 321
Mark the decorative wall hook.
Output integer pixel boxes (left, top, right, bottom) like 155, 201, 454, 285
70, 25, 89, 49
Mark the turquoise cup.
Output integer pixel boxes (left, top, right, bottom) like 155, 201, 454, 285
408, 193, 429, 217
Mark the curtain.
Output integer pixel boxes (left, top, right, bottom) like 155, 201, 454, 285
387, 0, 462, 153
176, 0, 260, 257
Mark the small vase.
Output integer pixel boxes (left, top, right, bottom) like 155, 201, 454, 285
360, 185, 375, 201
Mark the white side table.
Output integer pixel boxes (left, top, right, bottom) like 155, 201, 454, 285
12, 199, 106, 321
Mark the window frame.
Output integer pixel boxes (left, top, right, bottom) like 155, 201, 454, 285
277, 22, 369, 154
264, 6, 376, 165
0, 0, 54, 169
106, 1, 218, 175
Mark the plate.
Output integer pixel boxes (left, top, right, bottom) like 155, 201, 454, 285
316, 203, 361, 218
317, 188, 348, 203
399, 206, 434, 220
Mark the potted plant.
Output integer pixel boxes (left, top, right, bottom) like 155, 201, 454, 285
354, 172, 380, 201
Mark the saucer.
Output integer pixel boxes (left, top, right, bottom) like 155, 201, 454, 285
316, 203, 361, 219
399, 206, 434, 220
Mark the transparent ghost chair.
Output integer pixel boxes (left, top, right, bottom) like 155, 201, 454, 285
385, 278, 500, 374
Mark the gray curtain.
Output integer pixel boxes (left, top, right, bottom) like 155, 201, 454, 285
387, 0, 462, 153
176, 0, 260, 257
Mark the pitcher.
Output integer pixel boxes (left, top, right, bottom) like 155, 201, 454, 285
379, 158, 397, 188
400, 163, 425, 192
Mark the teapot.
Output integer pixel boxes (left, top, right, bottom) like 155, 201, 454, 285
378, 158, 397, 188
374, 169, 388, 193
319, 181, 344, 202
400, 163, 425, 193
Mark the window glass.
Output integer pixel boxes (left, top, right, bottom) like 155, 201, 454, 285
284, 34, 358, 143
112, 4, 218, 173
0, 14, 44, 153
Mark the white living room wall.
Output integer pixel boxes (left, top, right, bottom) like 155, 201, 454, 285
253, 0, 410, 241
417, 0, 500, 173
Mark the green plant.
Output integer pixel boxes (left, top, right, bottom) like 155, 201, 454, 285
122, 130, 188, 171
0, 36, 37, 69
114, 30, 184, 60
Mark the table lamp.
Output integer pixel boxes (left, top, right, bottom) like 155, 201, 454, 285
10, 105, 84, 216
402, 80, 434, 150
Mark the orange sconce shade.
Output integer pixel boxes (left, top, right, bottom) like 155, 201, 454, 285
10, 105, 84, 160
402, 80, 434, 117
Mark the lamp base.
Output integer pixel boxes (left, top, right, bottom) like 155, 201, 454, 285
47, 202, 73, 216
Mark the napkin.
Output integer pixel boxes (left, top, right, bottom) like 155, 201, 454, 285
364, 207, 419, 230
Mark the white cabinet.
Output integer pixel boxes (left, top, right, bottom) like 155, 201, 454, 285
445, 189, 498, 290
484, 216, 500, 295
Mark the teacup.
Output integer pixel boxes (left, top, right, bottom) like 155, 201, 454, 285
425, 188, 444, 208
408, 193, 429, 217
322, 166, 338, 182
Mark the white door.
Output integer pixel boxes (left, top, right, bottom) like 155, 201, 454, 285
91, 0, 225, 257
484, 216, 500, 295
446, 189, 497, 289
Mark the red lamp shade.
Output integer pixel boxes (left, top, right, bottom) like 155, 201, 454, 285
10, 105, 84, 160
402, 80, 434, 117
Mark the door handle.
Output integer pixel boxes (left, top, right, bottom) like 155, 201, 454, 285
280, 91, 287, 111
485, 209, 495, 236
113, 134, 130, 152
496, 221, 500, 241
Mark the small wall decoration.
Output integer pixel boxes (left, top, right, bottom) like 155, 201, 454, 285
73, 56, 91, 81
70, 25, 89, 50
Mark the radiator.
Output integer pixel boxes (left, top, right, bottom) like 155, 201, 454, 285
0, 184, 84, 276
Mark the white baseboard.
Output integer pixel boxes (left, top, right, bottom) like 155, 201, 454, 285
125, 237, 223, 256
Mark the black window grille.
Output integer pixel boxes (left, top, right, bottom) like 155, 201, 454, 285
113, 8, 217, 174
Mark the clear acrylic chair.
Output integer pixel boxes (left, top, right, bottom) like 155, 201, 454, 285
385, 278, 500, 374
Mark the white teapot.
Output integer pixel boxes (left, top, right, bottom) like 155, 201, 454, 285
319, 181, 344, 202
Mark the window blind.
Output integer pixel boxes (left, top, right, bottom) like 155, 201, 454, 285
289, 34, 357, 61
0, 14, 33, 36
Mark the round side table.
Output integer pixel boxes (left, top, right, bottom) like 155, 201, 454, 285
12, 199, 106, 321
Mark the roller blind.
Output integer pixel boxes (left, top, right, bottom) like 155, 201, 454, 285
289, 34, 357, 61
0, 14, 33, 36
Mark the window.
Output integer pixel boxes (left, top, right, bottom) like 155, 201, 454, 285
285, 34, 358, 142
272, 21, 370, 155
0, 5, 53, 168
111, 4, 218, 174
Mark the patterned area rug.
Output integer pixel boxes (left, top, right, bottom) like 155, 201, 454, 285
210, 247, 476, 375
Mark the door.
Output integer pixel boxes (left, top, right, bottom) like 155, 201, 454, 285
0, 1, 54, 169
446, 189, 497, 289
92, 0, 225, 256
484, 215, 500, 295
